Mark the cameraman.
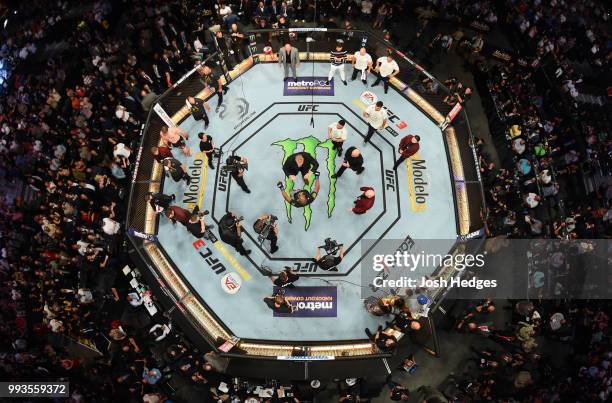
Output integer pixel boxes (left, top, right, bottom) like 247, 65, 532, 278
225, 155, 250, 194
314, 243, 344, 272
186, 208, 214, 239
278, 172, 320, 208
253, 214, 279, 254
219, 212, 251, 256
187, 96, 211, 129
198, 133, 216, 169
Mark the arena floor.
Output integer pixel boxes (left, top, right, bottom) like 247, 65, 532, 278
156, 62, 457, 341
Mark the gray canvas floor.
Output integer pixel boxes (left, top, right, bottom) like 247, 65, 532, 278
156, 63, 456, 341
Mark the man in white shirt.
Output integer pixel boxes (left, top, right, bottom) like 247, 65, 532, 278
328, 119, 348, 155
363, 101, 388, 144
351, 47, 373, 84
371, 52, 400, 94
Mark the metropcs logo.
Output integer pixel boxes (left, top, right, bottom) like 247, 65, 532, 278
272, 136, 338, 230
183, 152, 207, 209
287, 79, 328, 87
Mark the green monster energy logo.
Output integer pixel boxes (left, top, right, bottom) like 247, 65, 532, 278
272, 136, 337, 230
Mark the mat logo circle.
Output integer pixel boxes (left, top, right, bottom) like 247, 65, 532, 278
272, 136, 338, 230
360, 91, 378, 106
218, 97, 249, 120
221, 272, 242, 294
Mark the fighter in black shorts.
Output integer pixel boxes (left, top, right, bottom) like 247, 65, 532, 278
278, 171, 320, 209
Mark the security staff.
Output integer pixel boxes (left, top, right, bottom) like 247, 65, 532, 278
363, 101, 388, 144
197, 133, 216, 169
351, 47, 373, 84
327, 119, 348, 155
219, 212, 251, 255
314, 244, 344, 272
278, 173, 320, 209
187, 96, 211, 129
282, 152, 319, 185
226, 155, 250, 193
253, 214, 279, 254
147, 192, 175, 214
197, 64, 229, 112
372, 51, 400, 94
333, 147, 364, 178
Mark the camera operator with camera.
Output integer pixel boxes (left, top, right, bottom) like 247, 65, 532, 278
219, 212, 251, 255
198, 133, 218, 169
222, 154, 250, 194
313, 238, 344, 272
253, 214, 279, 254
186, 207, 214, 239
278, 172, 320, 209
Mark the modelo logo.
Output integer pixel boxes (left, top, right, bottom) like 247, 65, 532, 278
360, 91, 378, 106
183, 154, 206, 208
221, 272, 242, 294
409, 159, 429, 211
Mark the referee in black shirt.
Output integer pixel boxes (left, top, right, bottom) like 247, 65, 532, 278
282, 152, 319, 184
332, 146, 364, 178
197, 133, 215, 169
197, 64, 229, 112
326, 40, 348, 86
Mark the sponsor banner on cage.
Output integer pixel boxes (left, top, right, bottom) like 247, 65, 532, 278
283, 77, 334, 96
128, 227, 158, 242
273, 286, 337, 317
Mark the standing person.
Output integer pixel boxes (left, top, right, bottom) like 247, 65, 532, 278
226, 154, 250, 193
186, 96, 211, 129
162, 157, 191, 185
351, 47, 373, 84
150, 145, 174, 163
197, 64, 229, 112
278, 42, 300, 81
253, 214, 279, 253
197, 133, 216, 169
327, 119, 348, 155
333, 147, 364, 178
326, 40, 348, 86
292, 0, 306, 22
352, 187, 375, 214
372, 51, 400, 94
186, 210, 213, 239
219, 212, 251, 255
229, 23, 248, 64
160, 125, 191, 156
165, 205, 192, 226
363, 101, 388, 144
393, 134, 420, 170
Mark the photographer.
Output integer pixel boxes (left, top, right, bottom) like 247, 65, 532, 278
186, 208, 214, 239
314, 241, 344, 272
253, 214, 279, 254
269, 267, 300, 288
263, 293, 294, 314
278, 173, 320, 208
197, 133, 216, 169
186, 96, 211, 129
219, 212, 251, 255
224, 155, 250, 194
165, 205, 192, 227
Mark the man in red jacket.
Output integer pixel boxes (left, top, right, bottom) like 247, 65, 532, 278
352, 187, 375, 214
393, 135, 420, 170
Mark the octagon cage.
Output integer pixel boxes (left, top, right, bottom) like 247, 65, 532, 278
125, 28, 485, 380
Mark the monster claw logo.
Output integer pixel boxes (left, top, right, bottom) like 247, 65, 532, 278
273, 136, 337, 230
218, 97, 250, 120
